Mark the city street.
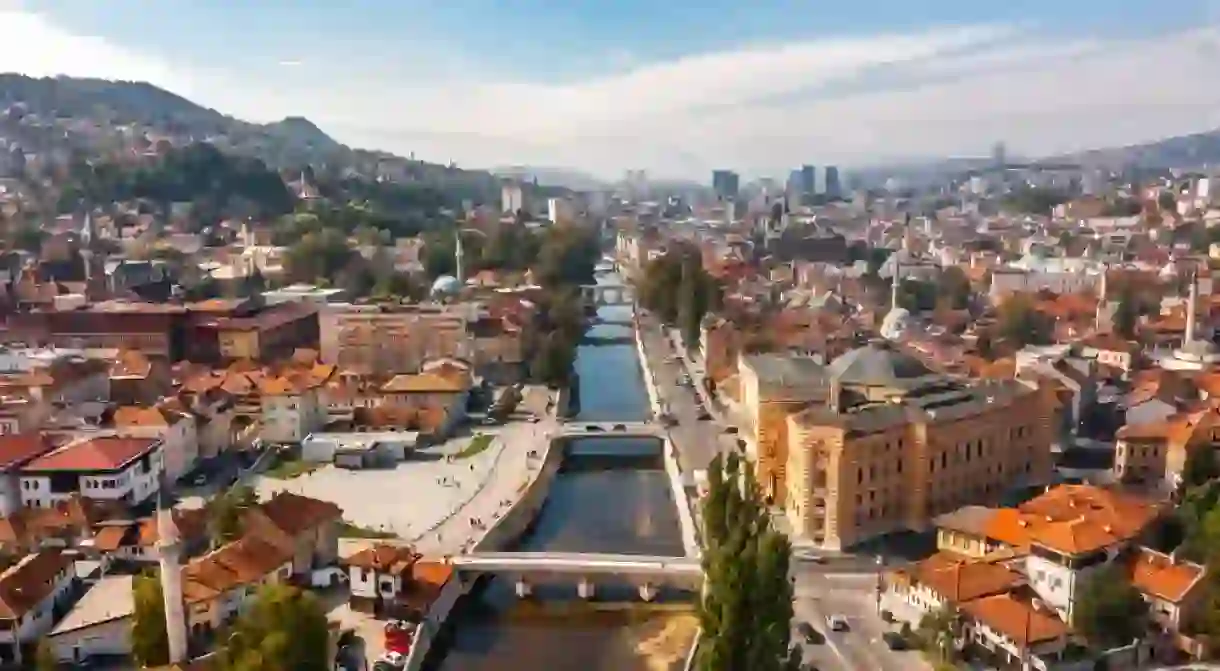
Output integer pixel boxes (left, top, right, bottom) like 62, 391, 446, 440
793, 571, 927, 671
637, 314, 736, 473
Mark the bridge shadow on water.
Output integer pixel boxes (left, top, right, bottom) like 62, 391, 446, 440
420, 577, 699, 671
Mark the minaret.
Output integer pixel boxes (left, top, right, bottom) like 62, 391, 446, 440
79, 212, 95, 283
1095, 266, 1108, 332
156, 495, 189, 665
1186, 269, 1198, 346
454, 231, 465, 285
890, 260, 901, 312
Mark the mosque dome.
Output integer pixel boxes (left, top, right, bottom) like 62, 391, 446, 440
430, 275, 462, 296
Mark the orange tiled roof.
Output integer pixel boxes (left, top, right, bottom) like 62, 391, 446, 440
959, 591, 1068, 646
1010, 484, 1160, 556
381, 372, 469, 394
346, 543, 421, 575
23, 436, 160, 473
902, 552, 1024, 604
1128, 547, 1205, 603
0, 549, 73, 619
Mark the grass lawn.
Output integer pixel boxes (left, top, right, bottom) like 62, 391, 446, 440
338, 520, 398, 539
453, 433, 494, 459
263, 455, 319, 480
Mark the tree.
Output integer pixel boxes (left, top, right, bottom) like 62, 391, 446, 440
997, 294, 1053, 347
918, 605, 962, 663
1114, 288, 1139, 339
214, 583, 331, 671
35, 639, 57, 671
1183, 447, 1220, 490
697, 451, 801, 671
132, 574, 170, 667
936, 266, 973, 311
1074, 563, 1149, 648
207, 485, 259, 547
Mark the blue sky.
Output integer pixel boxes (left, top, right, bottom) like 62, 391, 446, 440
4, 1, 1219, 178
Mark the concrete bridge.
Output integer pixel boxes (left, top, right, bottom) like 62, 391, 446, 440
581, 282, 634, 306
558, 421, 664, 439
452, 552, 702, 600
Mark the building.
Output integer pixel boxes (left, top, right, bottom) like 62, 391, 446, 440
378, 362, 473, 438
0, 434, 54, 517
44, 575, 135, 664
547, 197, 575, 225
112, 405, 198, 484
0, 549, 77, 664
258, 366, 334, 444
502, 182, 526, 215
780, 340, 1057, 550
824, 166, 842, 200
346, 543, 460, 622
799, 165, 815, 197
19, 436, 164, 508
203, 301, 320, 363
712, 170, 740, 202
261, 283, 350, 306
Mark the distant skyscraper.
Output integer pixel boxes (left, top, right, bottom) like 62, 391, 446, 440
824, 166, 842, 200
712, 170, 740, 202
992, 142, 1007, 168
800, 165, 816, 195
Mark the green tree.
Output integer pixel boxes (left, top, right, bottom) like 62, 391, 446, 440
132, 574, 170, 667
1183, 448, 1220, 490
35, 639, 57, 671
283, 228, 357, 284
1113, 288, 1139, 339
918, 605, 962, 663
207, 485, 259, 547
214, 583, 331, 671
997, 294, 1052, 347
1074, 563, 1149, 648
697, 451, 801, 671
937, 266, 973, 311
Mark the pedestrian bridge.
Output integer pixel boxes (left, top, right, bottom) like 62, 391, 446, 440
452, 552, 703, 600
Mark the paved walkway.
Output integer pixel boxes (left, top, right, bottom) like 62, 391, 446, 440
254, 423, 551, 557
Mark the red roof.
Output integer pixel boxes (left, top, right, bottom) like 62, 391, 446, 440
23, 437, 159, 473
0, 434, 54, 472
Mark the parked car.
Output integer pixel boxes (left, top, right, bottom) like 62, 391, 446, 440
797, 621, 822, 644
826, 615, 849, 632
882, 631, 907, 650
697, 410, 712, 420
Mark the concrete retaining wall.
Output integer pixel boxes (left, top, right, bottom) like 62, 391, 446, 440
403, 572, 464, 671
473, 433, 564, 553
663, 437, 702, 558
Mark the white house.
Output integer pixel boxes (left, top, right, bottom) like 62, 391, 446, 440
18, 436, 164, 508
112, 405, 198, 482
0, 550, 78, 665
259, 375, 328, 444
45, 575, 134, 665
0, 434, 54, 517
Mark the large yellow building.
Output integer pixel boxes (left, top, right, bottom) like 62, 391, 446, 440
777, 340, 1057, 550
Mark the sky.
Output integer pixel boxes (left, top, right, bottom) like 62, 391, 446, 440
2, 0, 1219, 180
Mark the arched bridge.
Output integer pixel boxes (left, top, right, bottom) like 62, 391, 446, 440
581, 282, 634, 306
452, 552, 703, 600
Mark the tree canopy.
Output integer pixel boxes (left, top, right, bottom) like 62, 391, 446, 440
697, 451, 801, 671
1073, 563, 1148, 648
638, 245, 723, 347
132, 574, 170, 668
215, 583, 331, 671
996, 294, 1053, 348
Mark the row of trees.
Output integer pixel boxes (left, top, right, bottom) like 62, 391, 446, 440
697, 451, 801, 670
637, 246, 723, 347
133, 577, 331, 670
894, 267, 973, 313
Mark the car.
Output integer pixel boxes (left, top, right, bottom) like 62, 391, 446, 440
697, 410, 712, 421
826, 615, 848, 632
613, 424, 627, 431
796, 622, 822, 644
529, 417, 541, 424
192, 473, 208, 486
880, 610, 895, 623
723, 426, 739, 434
882, 631, 907, 650
585, 425, 604, 432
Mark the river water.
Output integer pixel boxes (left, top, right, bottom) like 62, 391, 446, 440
422, 276, 696, 671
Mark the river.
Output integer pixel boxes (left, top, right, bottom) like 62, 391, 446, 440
421, 273, 696, 671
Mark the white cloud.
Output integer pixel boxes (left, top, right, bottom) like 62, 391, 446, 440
2, 8, 1219, 180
